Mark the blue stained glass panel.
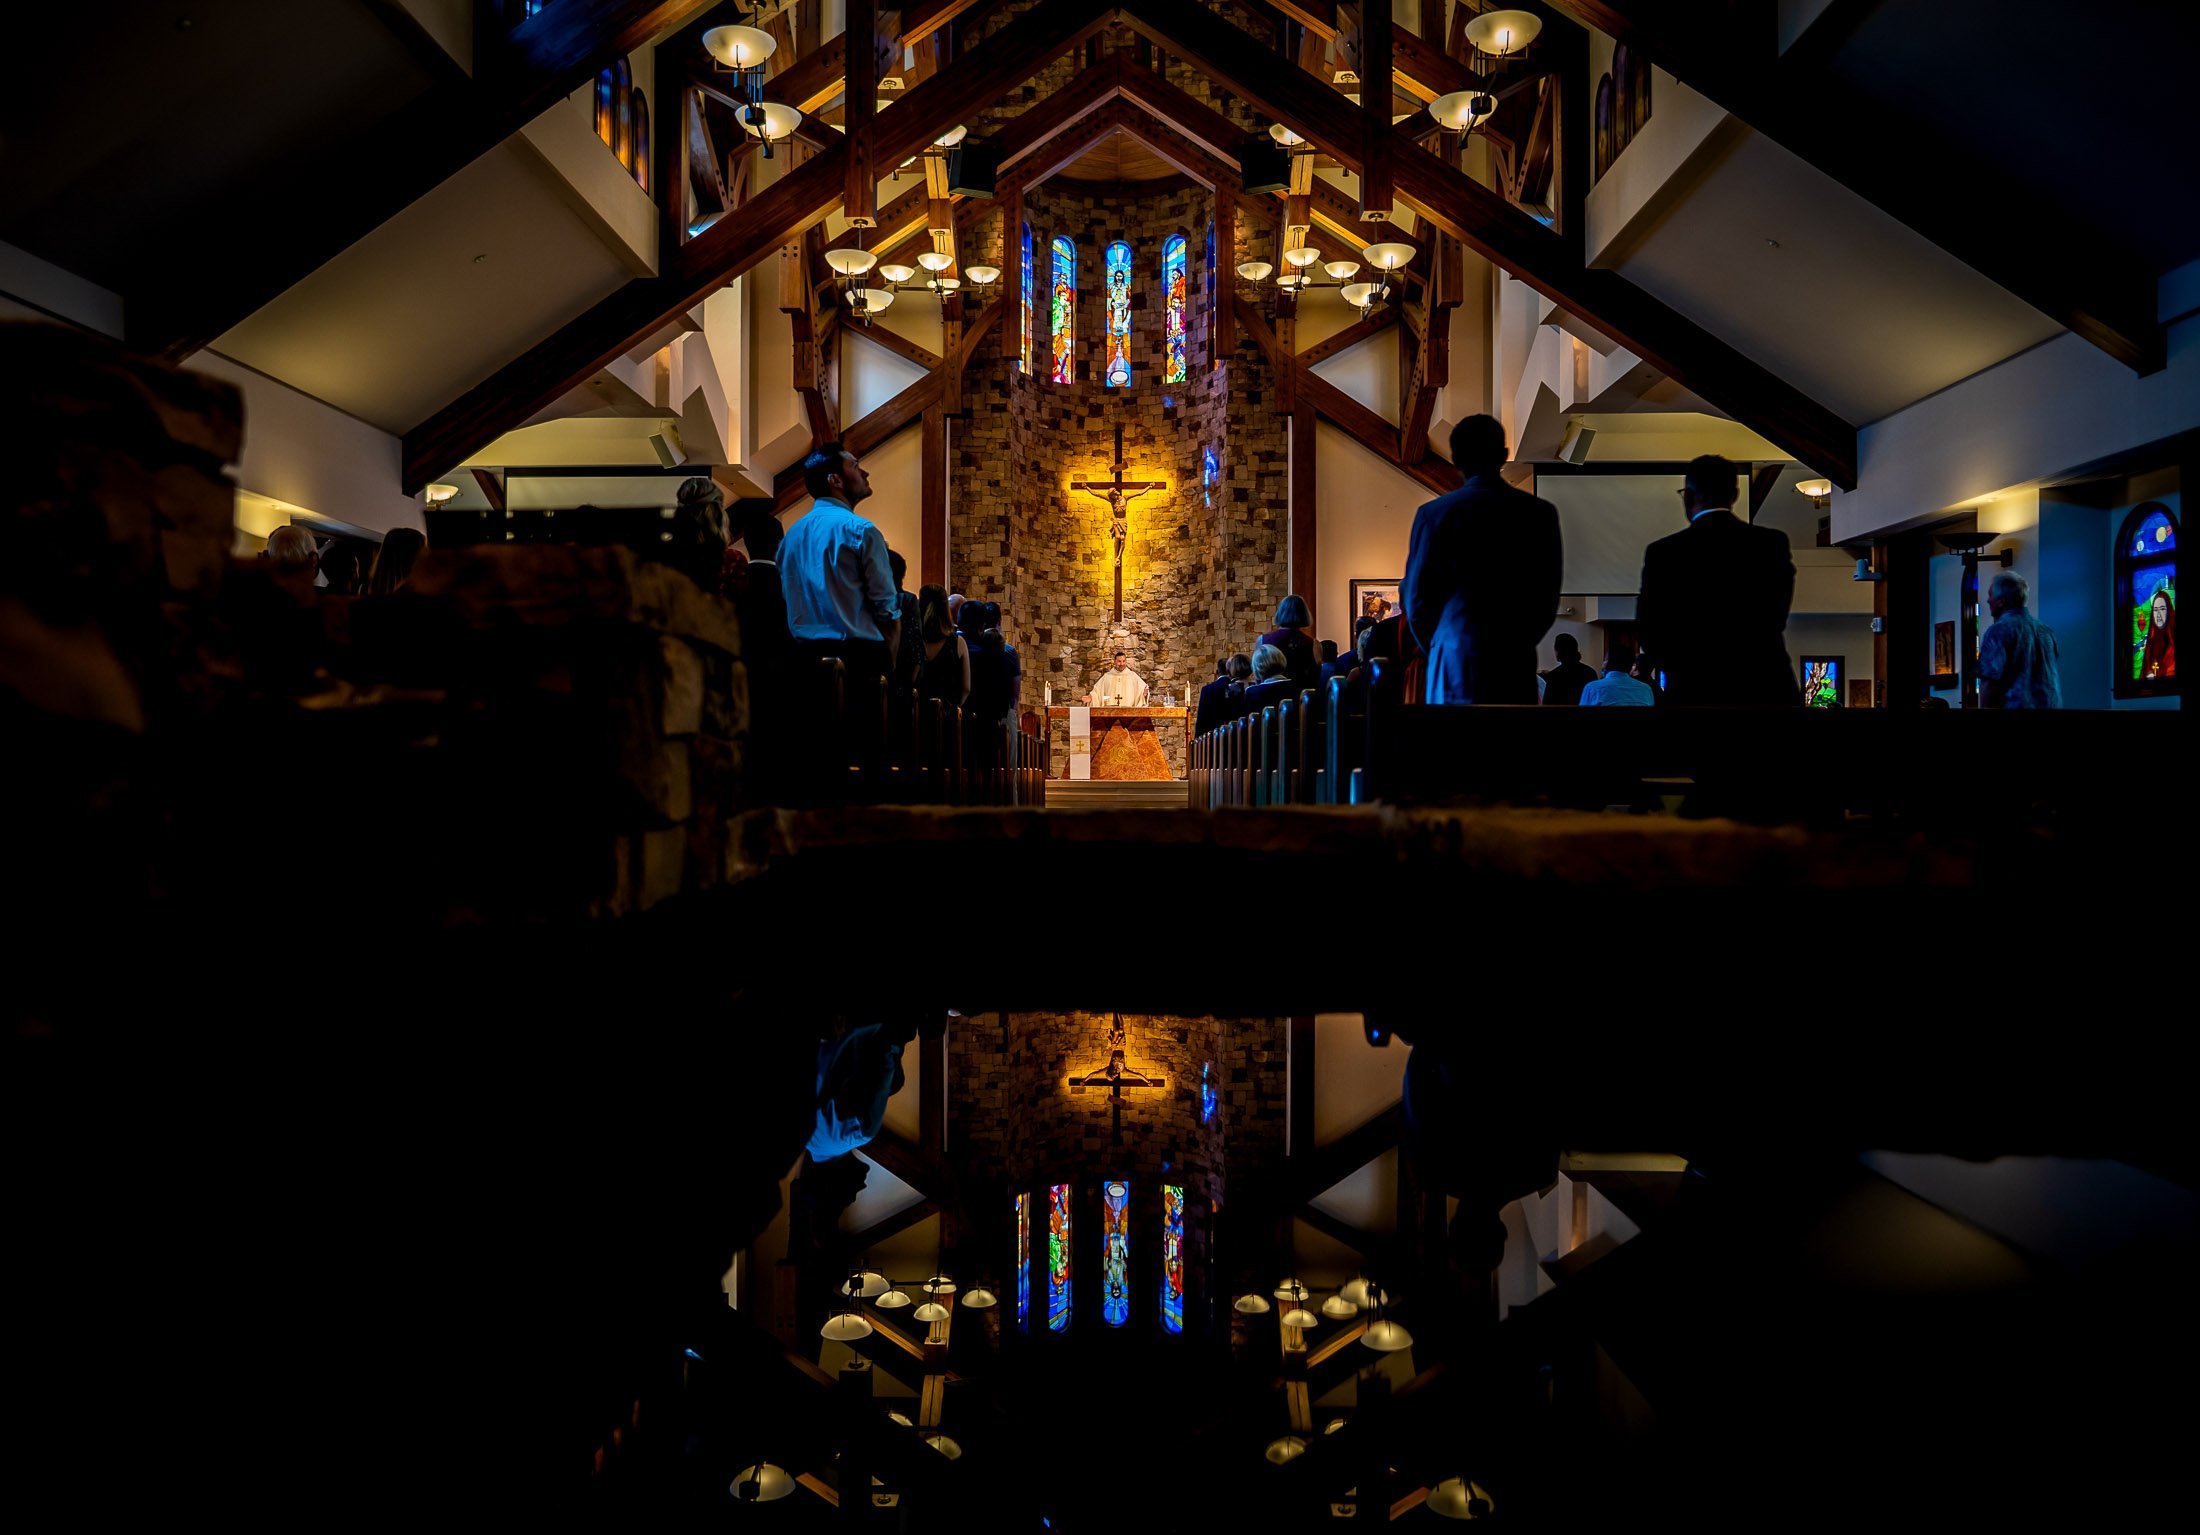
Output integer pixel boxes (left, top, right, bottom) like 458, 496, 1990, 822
1048, 1183, 1072, 1330
1015, 1190, 1031, 1330
1161, 1184, 1185, 1334
2131, 507, 2177, 556
1103, 1181, 1130, 1326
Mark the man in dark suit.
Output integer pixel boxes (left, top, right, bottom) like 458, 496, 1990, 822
1194, 657, 1236, 738
1539, 633, 1598, 705
1402, 415, 1563, 704
1636, 455, 1801, 707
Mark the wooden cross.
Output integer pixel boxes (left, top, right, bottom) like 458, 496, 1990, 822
1070, 422, 1166, 622
1068, 1016, 1166, 1140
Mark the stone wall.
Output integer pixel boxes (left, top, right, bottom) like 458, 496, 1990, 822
945, 1011, 1287, 1324
949, 183, 1290, 730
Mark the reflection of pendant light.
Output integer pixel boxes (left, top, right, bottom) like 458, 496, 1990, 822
731, 1461, 795, 1501
1338, 1277, 1388, 1309
1264, 1435, 1308, 1463
840, 1270, 888, 1299
1233, 1292, 1273, 1315
1427, 1476, 1497, 1520
1320, 1293, 1360, 1320
921, 1269, 956, 1295
924, 1433, 964, 1459
960, 1285, 999, 1309
821, 1310, 874, 1341
911, 1299, 950, 1323
1271, 1276, 1307, 1299
1360, 1295, 1414, 1352
876, 1287, 911, 1309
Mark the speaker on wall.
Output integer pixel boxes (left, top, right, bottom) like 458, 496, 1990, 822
1239, 136, 1288, 195
946, 143, 999, 198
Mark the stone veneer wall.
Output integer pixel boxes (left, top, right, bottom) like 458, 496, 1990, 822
946, 1012, 1287, 1324
950, 185, 1290, 716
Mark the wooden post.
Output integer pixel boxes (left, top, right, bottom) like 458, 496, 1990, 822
1358, 0, 1392, 221
1291, 401, 1317, 623
1003, 182, 1025, 365
921, 401, 948, 587
1213, 193, 1235, 368
845, 0, 878, 228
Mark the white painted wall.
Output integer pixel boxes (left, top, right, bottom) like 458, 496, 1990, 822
187, 350, 423, 535
1311, 326, 1401, 423
1313, 423, 1428, 647
781, 422, 925, 574
844, 327, 931, 422
1311, 1015, 1406, 1147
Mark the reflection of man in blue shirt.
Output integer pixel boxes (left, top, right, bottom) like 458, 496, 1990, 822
1978, 571, 2062, 709
807, 1020, 908, 1162
779, 442, 902, 693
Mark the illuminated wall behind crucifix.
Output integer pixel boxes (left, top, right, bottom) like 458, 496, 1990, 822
951, 182, 1291, 704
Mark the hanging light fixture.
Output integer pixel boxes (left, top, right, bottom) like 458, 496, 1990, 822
839, 1269, 888, 1299
959, 1285, 999, 1310
423, 483, 459, 509
920, 1268, 956, 1295
845, 286, 897, 323
1269, 124, 1305, 146
964, 264, 1001, 287
1264, 1435, 1309, 1464
1360, 1289, 1414, 1352
876, 1285, 912, 1309
731, 1461, 795, 1502
1236, 260, 1275, 283
701, 25, 777, 72
878, 262, 917, 287
1320, 1292, 1361, 1320
924, 1433, 964, 1459
821, 1308, 875, 1341
1430, 88, 1500, 138
1338, 1277, 1389, 1309
1464, 7, 1543, 59
1281, 247, 1321, 272
1233, 1292, 1273, 1315
1325, 260, 1361, 282
1426, 1476, 1498, 1520
911, 1298, 951, 1323
738, 99, 803, 159
1795, 477, 1834, 507
1272, 1276, 1309, 1299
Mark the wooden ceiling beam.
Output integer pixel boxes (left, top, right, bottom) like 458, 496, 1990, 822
1540, 0, 2163, 374
403, 0, 1106, 489
1118, 0, 1858, 487
1297, 306, 1395, 364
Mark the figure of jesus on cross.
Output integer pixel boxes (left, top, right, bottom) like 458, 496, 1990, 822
1071, 421, 1165, 622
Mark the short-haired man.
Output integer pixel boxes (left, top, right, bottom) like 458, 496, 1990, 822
1540, 633, 1598, 706
1978, 570, 2062, 708
1402, 415, 1563, 704
1089, 648, 1149, 706
780, 441, 900, 697
1636, 455, 1800, 707
1580, 640, 1655, 706
1195, 655, 1237, 737
264, 525, 320, 599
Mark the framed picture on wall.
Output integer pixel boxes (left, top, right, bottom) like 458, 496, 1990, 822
1349, 579, 1403, 628
1847, 678, 1873, 709
1933, 620, 1958, 679
1801, 655, 1843, 708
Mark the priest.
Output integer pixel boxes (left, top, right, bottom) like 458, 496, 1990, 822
1087, 649, 1151, 706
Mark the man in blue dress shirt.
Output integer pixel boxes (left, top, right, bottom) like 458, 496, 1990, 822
780, 441, 902, 697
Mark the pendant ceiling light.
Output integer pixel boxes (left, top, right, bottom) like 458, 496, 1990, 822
1236, 261, 1275, 283
701, 25, 776, 70
738, 100, 803, 158
821, 1311, 875, 1341
921, 1270, 956, 1294
1282, 1302, 1321, 1329
960, 1285, 999, 1309
911, 1300, 951, 1323
1325, 260, 1360, 282
878, 262, 916, 286
1269, 124, 1305, 146
824, 248, 879, 280
1272, 1277, 1308, 1299
840, 1270, 888, 1298
1320, 1294, 1360, 1320
1430, 89, 1499, 135
1464, 8, 1542, 58
1361, 1316, 1414, 1352
731, 1461, 795, 1502
1338, 1277, 1388, 1309
925, 1433, 964, 1459
1426, 1476, 1497, 1520
964, 264, 1001, 286
876, 1287, 912, 1309
1233, 1293, 1273, 1314
1264, 1435, 1308, 1464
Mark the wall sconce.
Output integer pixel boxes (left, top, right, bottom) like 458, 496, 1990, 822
423, 483, 459, 508
1464, 7, 1543, 60
1794, 477, 1833, 509
737, 99, 802, 159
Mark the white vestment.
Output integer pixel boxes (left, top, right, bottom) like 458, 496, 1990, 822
1089, 668, 1150, 706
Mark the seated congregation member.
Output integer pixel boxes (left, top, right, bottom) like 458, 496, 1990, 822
1402, 415, 1561, 704
1581, 640, 1655, 706
1258, 594, 1321, 690
1978, 570, 2063, 709
888, 550, 921, 699
993, 604, 1023, 720
671, 477, 731, 593
1195, 657, 1237, 737
781, 441, 900, 694
1238, 643, 1299, 716
366, 527, 425, 596
1360, 613, 1426, 706
914, 584, 970, 707
1636, 454, 1799, 706
1324, 617, 1376, 690
1540, 633, 1598, 706
318, 543, 361, 596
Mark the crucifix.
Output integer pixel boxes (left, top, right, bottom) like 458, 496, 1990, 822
1068, 1015, 1166, 1141
1070, 422, 1166, 622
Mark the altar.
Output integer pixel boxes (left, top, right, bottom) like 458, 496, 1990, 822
1047, 707, 1188, 781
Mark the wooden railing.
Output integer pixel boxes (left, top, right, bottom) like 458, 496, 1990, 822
1190, 664, 2180, 821
781, 659, 1043, 807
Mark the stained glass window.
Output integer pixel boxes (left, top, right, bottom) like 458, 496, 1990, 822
1104, 241, 1133, 387
594, 68, 615, 147
1102, 1181, 1131, 1326
1163, 234, 1188, 384
1050, 238, 1076, 385
1015, 1190, 1032, 1330
1200, 1062, 1218, 1124
1048, 1183, 1072, 1330
1161, 1184, 1185, 1334
1202, 444, 1219, 510
2117, 501, 2178, 699
1019, 223, 1035, 375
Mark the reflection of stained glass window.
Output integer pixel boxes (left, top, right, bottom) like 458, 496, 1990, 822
1163, 234, 1188, 384
1050, 238, 1076, 385
1105, 241, 1132, 387
1161, 1185, 1185, 1334
1048, 1183, 1072, 1330
1200, 1062, 1218, 1124
2117, 501, 2178, 698
1019, 223, 1034, 375
1103, 1181, 1131, 1326
1015, 1191, 1031, 1331
1202, 444, 1218, 510
1801, 657, 1842, 708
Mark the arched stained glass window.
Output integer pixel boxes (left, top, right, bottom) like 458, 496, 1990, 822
2117, 501, 2178, 698
1161, 1184, 1185, 1334
1047, 1183, 1073, 1330
611, 59, 635, 171
1050, 237, 1076, 385
594, 68, 615, 147
1104, 240, 1132, 386
630, 89, 650, 193
1102, 1181, 1131, 1326
1202, 443, 1219, 509
1162, 234, 1188, 384
1020, 222, 1034, 375
1014, 1190, 1032, 1331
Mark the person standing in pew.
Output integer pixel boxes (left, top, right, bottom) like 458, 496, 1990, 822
1402, 415, 1563, 705
1978, 570, 2063, 709
1636, 455, 1800, 707
1540, 633, 1599, 705
781, 441, 901, 698
1581, 639, 1655, 706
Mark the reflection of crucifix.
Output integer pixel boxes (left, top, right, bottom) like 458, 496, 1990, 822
1070, 422, 1166, 622
1068, 1015, 1166, 1141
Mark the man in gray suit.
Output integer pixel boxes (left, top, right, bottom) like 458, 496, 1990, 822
1402, 415, 1563, 704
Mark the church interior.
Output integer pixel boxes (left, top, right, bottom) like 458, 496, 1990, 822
3, 1, 2193, 1526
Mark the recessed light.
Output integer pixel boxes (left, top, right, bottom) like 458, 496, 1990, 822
1764, 238, 1781, 249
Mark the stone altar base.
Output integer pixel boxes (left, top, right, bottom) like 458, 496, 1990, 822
1048, 707, 1187, 779
1092, 723, 1172, 779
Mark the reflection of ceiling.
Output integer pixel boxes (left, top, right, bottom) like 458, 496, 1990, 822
1055, 130, 1183, 184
